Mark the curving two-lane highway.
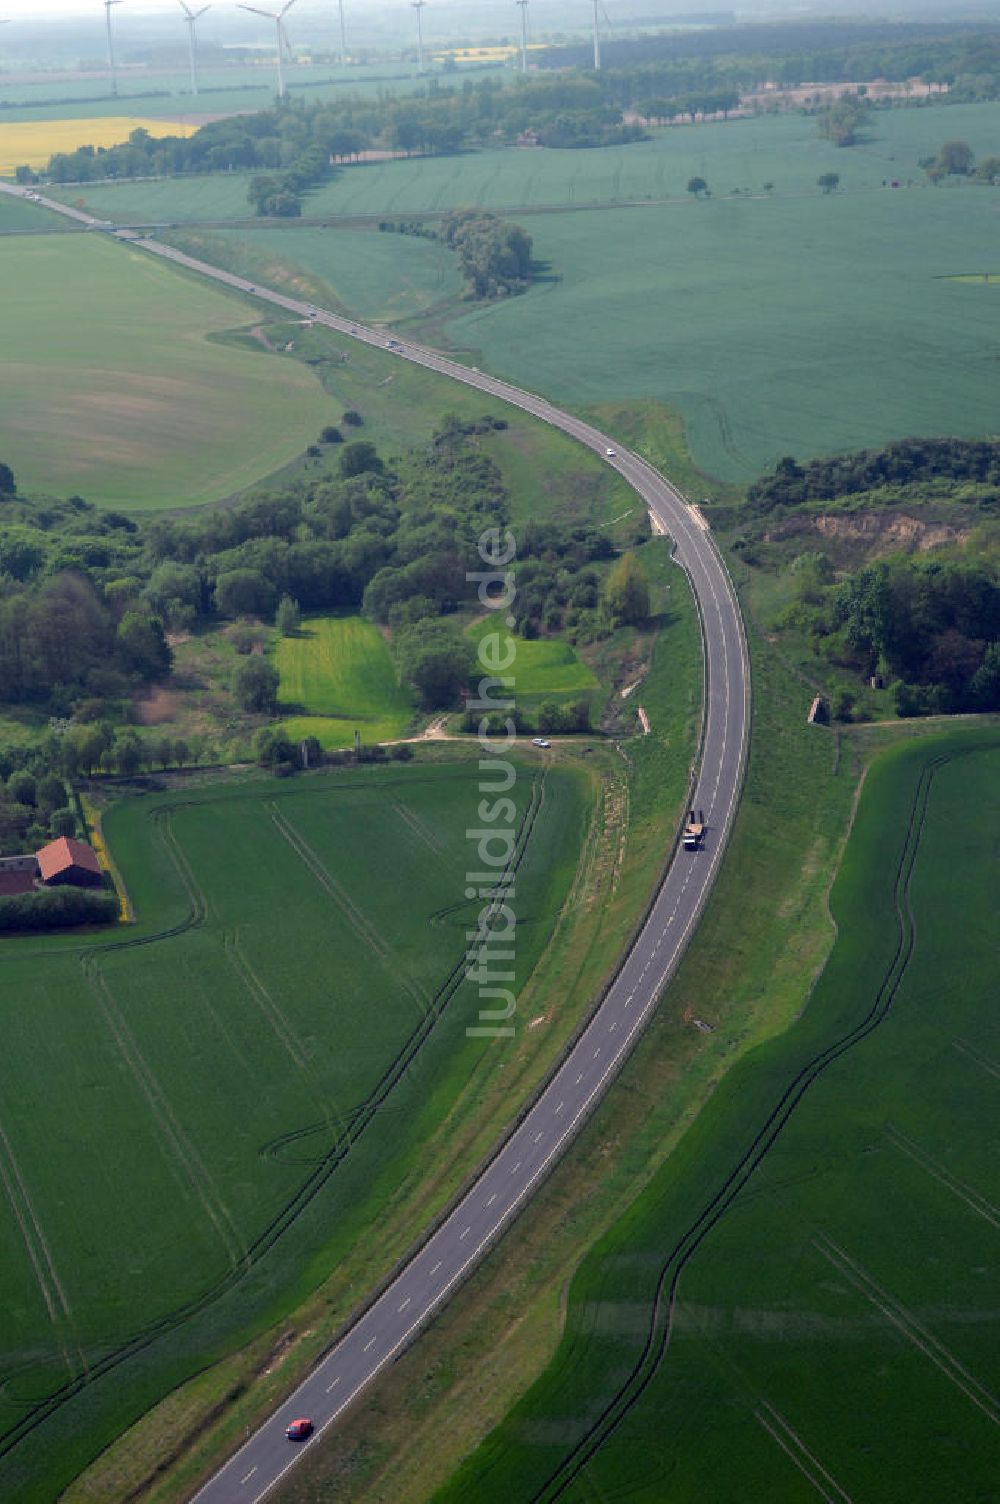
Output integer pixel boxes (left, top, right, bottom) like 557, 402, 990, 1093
1, 184, 749, 1504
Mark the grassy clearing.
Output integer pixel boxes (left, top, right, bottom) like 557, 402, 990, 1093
466, 617, 598, 700
441, 729, 999, 1504
273, 615, 414, 748
0, 759, 589, 1502
0, 235, 330, 509
0, 118, 196, 175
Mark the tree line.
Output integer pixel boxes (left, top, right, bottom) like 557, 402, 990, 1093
746, 438, 1000, 512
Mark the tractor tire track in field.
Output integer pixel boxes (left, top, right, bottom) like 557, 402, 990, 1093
223, 930, 351, 1155
753, 1400, 854, 1504
0, 1113, 83, 1379
885, 1123, 1000, 1230
813, 1234, 1000, 1427
529, 750, 953, 1502
392, 799, 447, 859
952, 1038, 1000, 1081
268, 802, 430, 1016
82, 959, 248, 1274
0, 773, 551, 1460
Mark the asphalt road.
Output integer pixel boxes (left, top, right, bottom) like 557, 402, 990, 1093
2, 184, 750, 1502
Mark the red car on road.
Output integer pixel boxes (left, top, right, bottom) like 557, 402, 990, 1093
285, 1418, 313, 1441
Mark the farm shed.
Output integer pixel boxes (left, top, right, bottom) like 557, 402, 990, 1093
0, 854, 40, 895
36, 837, 103, 888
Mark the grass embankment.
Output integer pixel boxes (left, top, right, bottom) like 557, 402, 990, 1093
0, 760, 589, 1502
257, 607, 865, 1504
62, 555, 702, 1504
439, 729, 1000, 1503
273, 615, 415, 748
165, 224, 463, 326
0, 193, 71, 232
0, 234, 329, 509
465, 617, 598, 718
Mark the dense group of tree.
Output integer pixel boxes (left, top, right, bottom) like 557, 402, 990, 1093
919, 138, 1000, 183
438, 212, 533, 298
538, 19, 1000, 98
377, 212, 535, 299
735, 439, 1000, 719
746, 439, 1000, 513
0, 419, 643, 728
773, 552, 1000, 718
0, 762, 78, 855
0, 886, 118, 932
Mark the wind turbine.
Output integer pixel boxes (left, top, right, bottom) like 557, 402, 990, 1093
336, 0, 347, 68
515, 0, 528, 74
104, 0, 123, 97
178, 1, 210, 98
412, 0, 426, 74
591, 0, 600, 71
237, 0, 298, 99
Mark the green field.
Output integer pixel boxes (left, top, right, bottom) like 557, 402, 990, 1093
273, 614, 415, 746
0, 234, 333, 508
436, 731, 1000, 1502
441, 184, 1000, 482
48, 105, 997, 223
51, 105, 1000, 483
0, 759, 589, 1502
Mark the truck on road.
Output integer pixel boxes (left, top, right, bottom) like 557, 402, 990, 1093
683, 810, 705, 851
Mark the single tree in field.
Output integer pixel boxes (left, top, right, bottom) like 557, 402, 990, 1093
938, 140, 975, 176
818, 172, 840, 194
234, 658, 280, 715
818, 95, 869, 147
0, 461, 15, 496
603, 552, 651, 627
275, 595, 301, 636
687, 176, 708, 198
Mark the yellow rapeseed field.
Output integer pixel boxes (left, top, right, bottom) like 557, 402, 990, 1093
432, 44, 546, 62
0, 116, 196, 176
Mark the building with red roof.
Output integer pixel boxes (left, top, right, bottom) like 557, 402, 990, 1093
35, 837, 103, 889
